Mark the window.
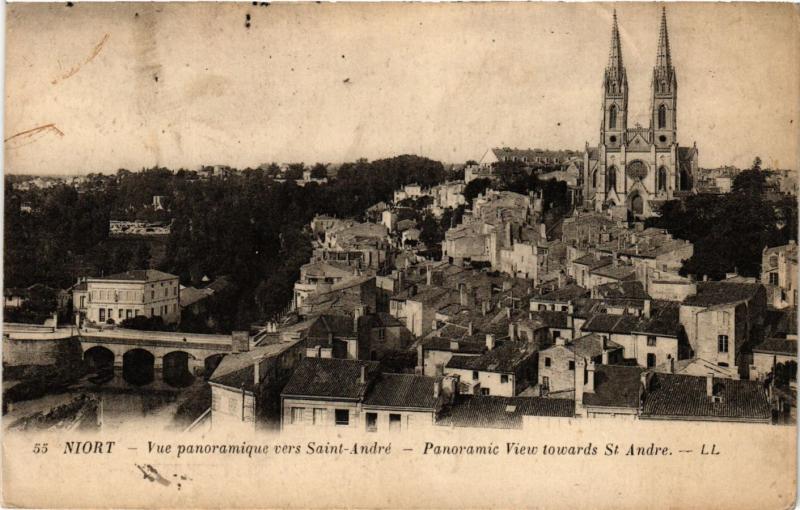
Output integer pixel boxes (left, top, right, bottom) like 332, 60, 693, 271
389, 414, 402, 431
290, 407, 304, 424
568, 361, 575, 371
80, 296, 86, 309
718, 335, 729, 353
545, 357, 551, 367
718, 362, 729, 368
377, 328, 385, 340
126, 309, 133, 319
647, 353, 656, 368
609, 105, 617, 129
542, 376, 550, 390
481, 388, 491, 396
335, 409, 350, 426
770, 272, 779, 285
365, 412, 378, 432
151, 307, 155, 316
561, 305, 568, 312
607, 167, 617, 192
658, 167, 668, 192
647, 336, 657, 347
658, 104, 667, 129
151, 290, 155, 299
118, 309, 124, 319
592, 169, 597, 188
313, 408, 327, 425
99, 309, 105, 322
472, 371, 479, 381
501, 374, 509, 384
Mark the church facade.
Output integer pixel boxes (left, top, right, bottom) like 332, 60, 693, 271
583, 9, 698, 218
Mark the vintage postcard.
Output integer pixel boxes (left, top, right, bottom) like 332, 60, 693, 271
2, 2, 798, 508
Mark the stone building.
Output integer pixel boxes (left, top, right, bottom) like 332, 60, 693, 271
761, 241, 797, 310
583, 9, 698, 218
84, 270, 180, 326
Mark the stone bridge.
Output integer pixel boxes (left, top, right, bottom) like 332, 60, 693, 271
3, 323, 244, 388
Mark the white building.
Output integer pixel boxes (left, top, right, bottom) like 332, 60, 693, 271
84, 270, 180, 325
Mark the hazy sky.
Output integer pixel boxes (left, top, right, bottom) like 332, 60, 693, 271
5, 2, 800, 175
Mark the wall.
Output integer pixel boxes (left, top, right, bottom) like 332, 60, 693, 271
632, 334, 678, 368
281, 398, 361, 431
445, 367, 516, 397
360, 408, 436, 432
538, 345, 575, 394
211, 385, 256, 431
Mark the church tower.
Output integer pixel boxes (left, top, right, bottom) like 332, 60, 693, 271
601, 11, 628, 151
650, 7, 677, 150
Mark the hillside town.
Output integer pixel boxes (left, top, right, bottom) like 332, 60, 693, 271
3, 9, 797, 435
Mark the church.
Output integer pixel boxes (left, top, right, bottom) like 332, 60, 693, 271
583, 9, 698, 218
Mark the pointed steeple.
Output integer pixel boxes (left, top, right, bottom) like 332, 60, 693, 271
608, 10, 624, 71
655, 7, 672, 70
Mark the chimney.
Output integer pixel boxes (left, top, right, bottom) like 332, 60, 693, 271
426, 265, 432, 286
450, 340, 460, 351
416, 344, 424, 374
433, 378, 442, 399
253, 359, 261, 386
506, 306, 511, 319
509, 322, 517, 341
669, 356, 675, 374
353, 305, 365, 333
706, 373, 714, 397
232, 331, 250, 353
575, 358, 586, 404
643, 299, 651, 319
539, 223, 547, 240
360, 365, 366, 384
398, 269, 405, 291
459, 283, 467, 306
612, 251, 618, 267
481, 301, 489, 316
586, 361, 596, 393
305, 345, 322, 358
601, 349, 609, 365
486, 334, 495, 351
703, 274, 708, 282
467, 322, 473, 336
320, 347, 333, 359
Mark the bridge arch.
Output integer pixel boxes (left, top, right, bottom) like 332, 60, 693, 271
163, 350, 195, 388
84, 345, 115, 372
122, 348, 155, 386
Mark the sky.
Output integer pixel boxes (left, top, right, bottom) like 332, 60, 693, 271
4, 2, 800, 175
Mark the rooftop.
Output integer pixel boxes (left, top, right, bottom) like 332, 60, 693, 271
281, 357, 380, 401
438, 395, 574, 429
445, 343, 533, 373
641, 373, 771, 422
582, 364, 644, 409
363, 373, 440, 410
683, 281, 763, 307
89, 269, 177, 282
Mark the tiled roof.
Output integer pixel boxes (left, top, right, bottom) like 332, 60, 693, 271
445, 344, 533, 373
582, 313, 639, 334
569, 333, 622, 360
537, 284, 589, 302
590, 264, 636, 281
595, 281, 649, 300
92, 269, 177, 282
424, 337, 486, 354
209, 341, 300, 391
281, 358, 379, 400
363, 374, 439, 410
683, 282, 763, 307
438, 395, 574, 429
753, 338, 797, 356
634, 301, 681, 336
582, 365, 644, 409
641, 373, 771, 421
573, 254, 612, 270
528, 310, 569, 329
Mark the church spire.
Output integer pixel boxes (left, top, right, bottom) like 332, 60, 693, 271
608, 10, 623, 71
655, 7, 672, 70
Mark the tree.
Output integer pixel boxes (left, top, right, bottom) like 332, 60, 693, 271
310, 163, 328, 179
284, 163, 305, 180
419, 213, 443, 246
464, 178, 492, 206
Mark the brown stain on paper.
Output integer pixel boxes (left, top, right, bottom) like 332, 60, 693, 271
4, 123, 64, 150
51, 33, 110, 85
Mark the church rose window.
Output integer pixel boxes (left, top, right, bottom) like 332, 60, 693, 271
626, 160, 648, 181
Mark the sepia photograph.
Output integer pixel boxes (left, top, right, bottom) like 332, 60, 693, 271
2, 2, 799, 508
